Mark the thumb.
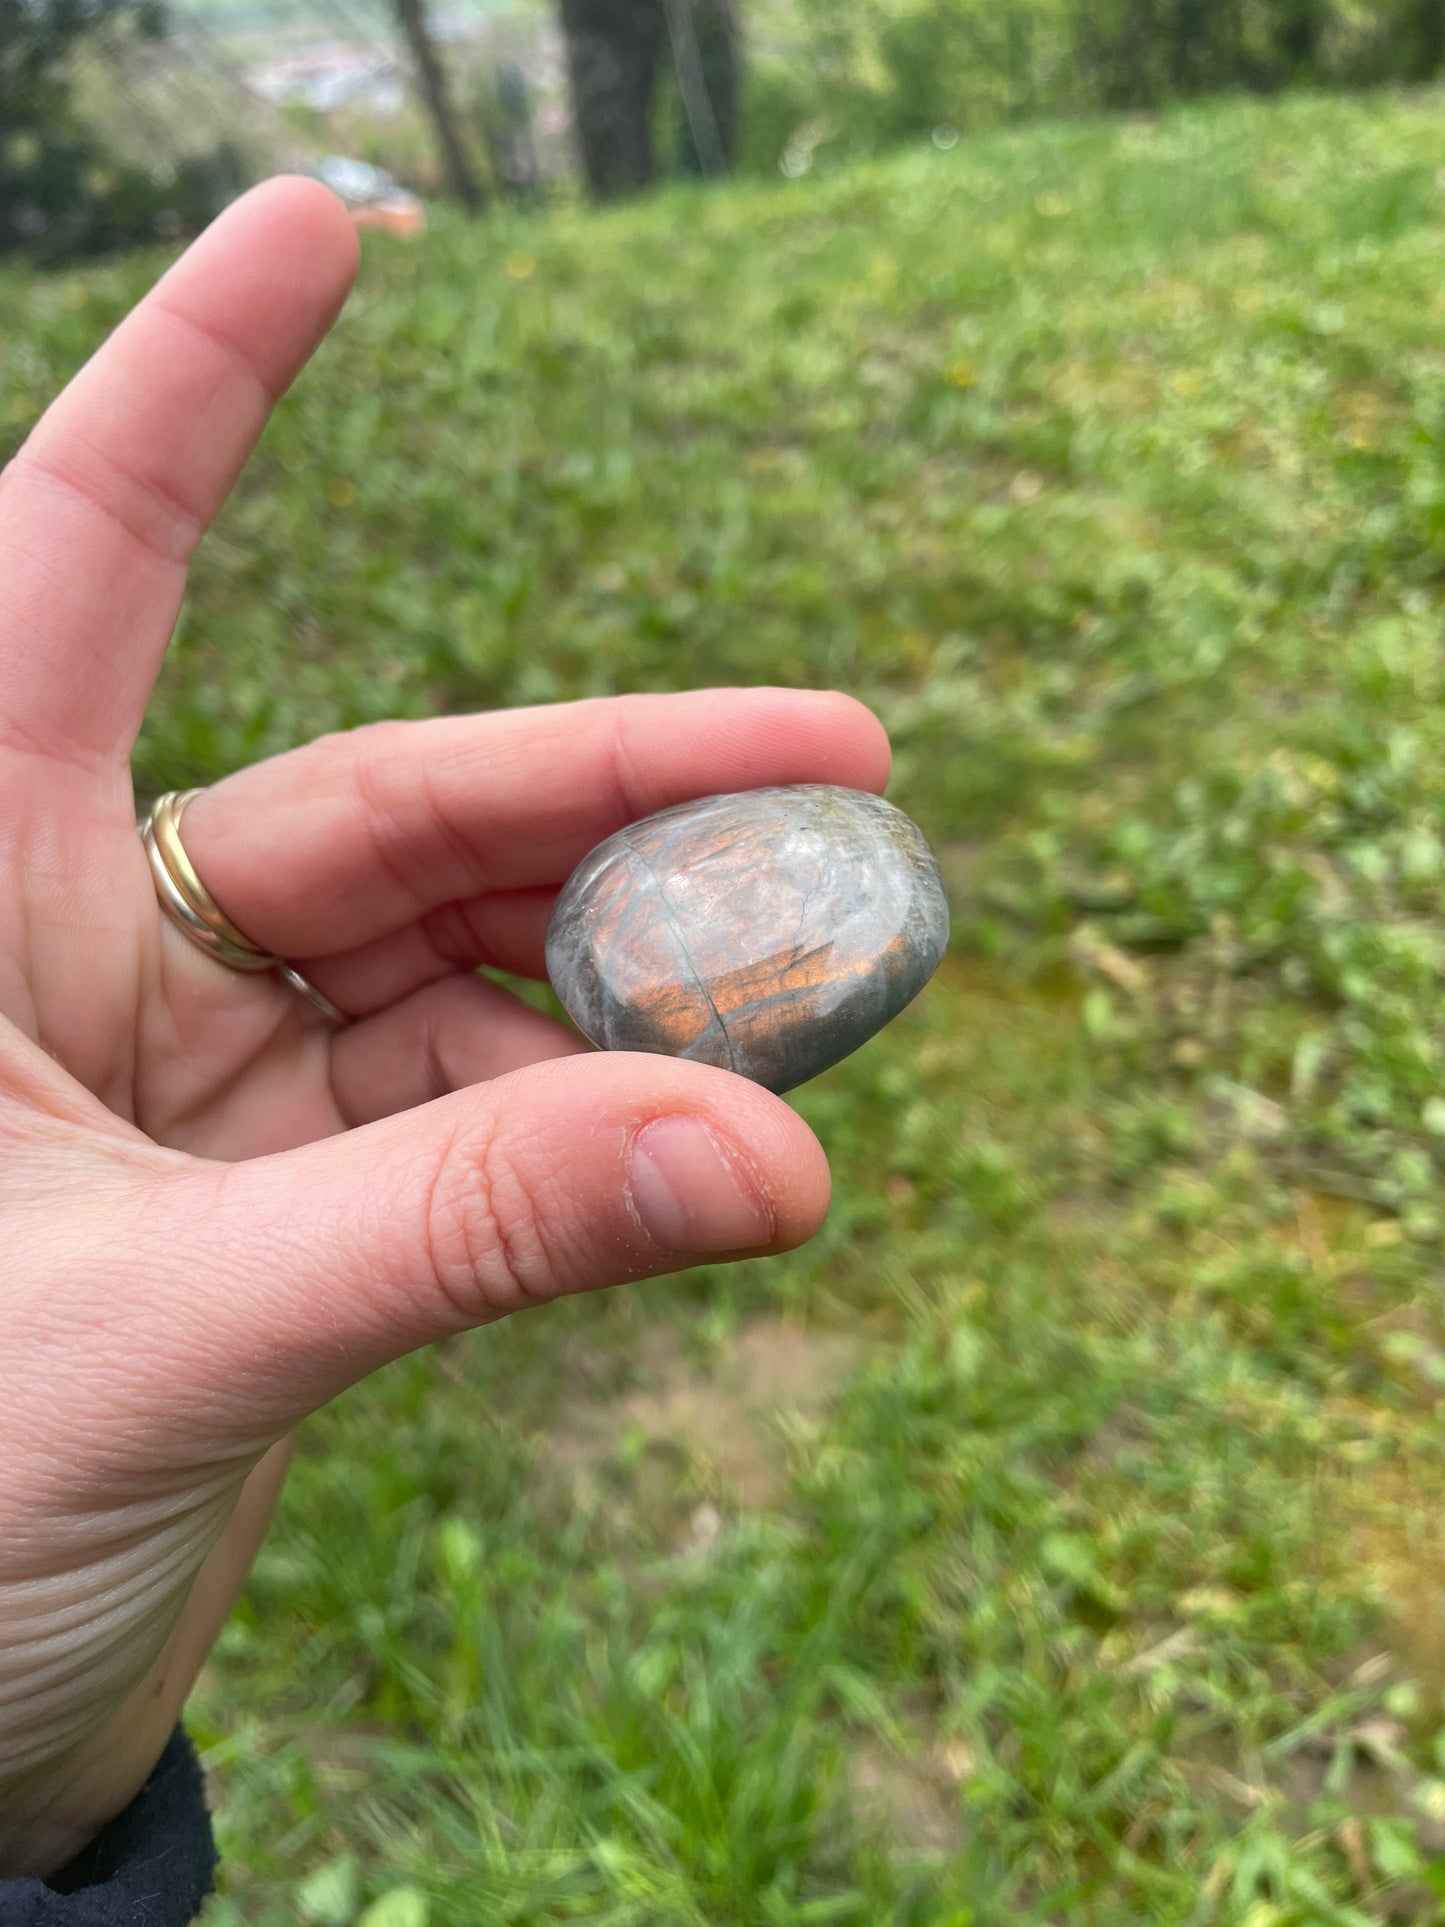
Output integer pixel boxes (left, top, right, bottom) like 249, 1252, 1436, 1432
124, 1052, 830, 1445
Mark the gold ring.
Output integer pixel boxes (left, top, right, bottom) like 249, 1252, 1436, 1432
140, 790, 349, 1026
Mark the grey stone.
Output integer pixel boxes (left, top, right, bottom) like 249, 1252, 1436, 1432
544, 785, 950, 1092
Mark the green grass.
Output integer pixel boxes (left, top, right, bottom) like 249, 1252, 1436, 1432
10, 85, 1445, 1923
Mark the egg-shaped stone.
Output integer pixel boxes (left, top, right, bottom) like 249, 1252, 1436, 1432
544, 785, 950, 1093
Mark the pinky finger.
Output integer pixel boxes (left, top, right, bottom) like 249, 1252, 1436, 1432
330, 972, 587, 1126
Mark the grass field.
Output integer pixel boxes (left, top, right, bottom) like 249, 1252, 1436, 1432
9, 85, 1445, 1924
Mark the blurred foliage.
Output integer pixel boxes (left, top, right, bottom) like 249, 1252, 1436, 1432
740, 0, 1445, 174
11, 84, 1445, 1921
0, 0, 246, 257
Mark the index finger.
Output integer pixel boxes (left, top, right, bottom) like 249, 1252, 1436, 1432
180, 687, 893, 959
0, 178, 358, 770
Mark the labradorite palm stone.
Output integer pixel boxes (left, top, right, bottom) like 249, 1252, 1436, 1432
545, 785, 950, 1093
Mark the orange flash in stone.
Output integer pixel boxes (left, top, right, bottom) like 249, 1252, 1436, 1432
545, 786, 950, 1093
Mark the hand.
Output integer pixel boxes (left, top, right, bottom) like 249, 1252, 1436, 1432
0, 178, 890, 1877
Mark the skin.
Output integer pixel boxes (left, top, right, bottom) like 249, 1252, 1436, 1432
0, 178, 892, 1879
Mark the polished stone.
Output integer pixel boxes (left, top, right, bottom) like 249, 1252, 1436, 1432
545, 785, 950, 1093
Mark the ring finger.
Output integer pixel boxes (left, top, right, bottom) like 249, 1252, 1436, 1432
298, 885, 557, 1018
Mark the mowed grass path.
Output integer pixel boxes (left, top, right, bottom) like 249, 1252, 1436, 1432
9, 87, 1445, 1923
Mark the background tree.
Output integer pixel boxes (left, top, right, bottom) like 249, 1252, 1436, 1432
559, 0, 665, 196
739, 0, 1445, 180
1275, 0, 1326, 71
558, 0, 740, 199
1401, 0, 1445, 76
669, 0, 740, 178
477, 60, 543, 203
393, 0, 486, 210
0, 0, 186, 253
1106, 0, 1161, 107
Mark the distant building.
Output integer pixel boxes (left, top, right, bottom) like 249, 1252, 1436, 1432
249, 43, 405, 116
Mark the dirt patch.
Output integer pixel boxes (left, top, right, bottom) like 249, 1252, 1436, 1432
547, 1316, 865, 1516
1344, 1459, 1445, 1704
932, 951, 1084, 1018
846, 1730, 970, 1858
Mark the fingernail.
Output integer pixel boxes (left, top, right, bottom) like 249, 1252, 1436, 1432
629, 1116, 776, 1254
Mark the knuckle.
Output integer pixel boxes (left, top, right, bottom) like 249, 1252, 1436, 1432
421, 1121, 560, 1321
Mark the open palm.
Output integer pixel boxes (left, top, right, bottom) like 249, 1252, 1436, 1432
0, 178, 888, 1878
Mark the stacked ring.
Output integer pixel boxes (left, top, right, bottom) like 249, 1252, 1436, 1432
141, 790, 349, 1026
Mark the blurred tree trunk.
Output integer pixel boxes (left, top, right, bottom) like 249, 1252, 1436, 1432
1166, 0, 1211, 90
558, 0, 739, 197
1274, 0, 1325, 73
667, 0, 739, 176
1072, 1, 1108, 103
393, 0, 484, 210
1092, 0, 1160, 107
480, 62, 542, 203
1006, 5, 1035, 118
1405, 0, 1445, 76
559, 0, 666, 197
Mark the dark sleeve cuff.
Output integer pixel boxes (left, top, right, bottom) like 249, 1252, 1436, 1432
0, 1728, 217, 1926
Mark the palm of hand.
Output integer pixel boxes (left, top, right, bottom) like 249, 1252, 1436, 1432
0, 179, 887, 1880
11, 784, 327, 1152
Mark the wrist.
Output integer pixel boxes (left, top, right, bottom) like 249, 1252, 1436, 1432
0, 1439, 292, 1876
0, 1694, 173, 1879
0, 1727, 217, 1921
